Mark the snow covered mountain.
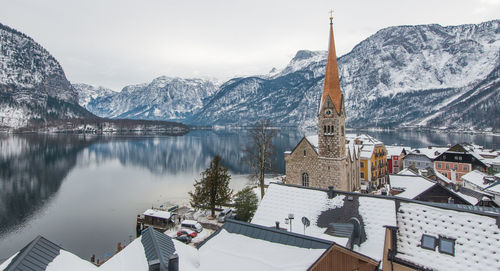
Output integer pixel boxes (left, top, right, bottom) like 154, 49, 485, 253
75, 76, 219, 121
73, 83, 117, 108
191, 20, 500, 131
79, 20, 500, 131
0, 22, 94, 128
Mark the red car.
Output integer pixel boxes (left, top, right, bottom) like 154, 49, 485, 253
176, 229, 197, 238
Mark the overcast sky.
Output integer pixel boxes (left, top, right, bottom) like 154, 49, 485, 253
1, 0, 499, 91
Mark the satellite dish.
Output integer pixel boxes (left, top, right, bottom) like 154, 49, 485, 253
302, 216, 310, 227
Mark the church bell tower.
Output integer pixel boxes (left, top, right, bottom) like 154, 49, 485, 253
318, 12, 346, 159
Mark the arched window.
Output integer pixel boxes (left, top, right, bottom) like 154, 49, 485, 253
302, 173, 309, 187
331, 126, 334, 134
327, 126, 330, 133
324, 126, 326, 133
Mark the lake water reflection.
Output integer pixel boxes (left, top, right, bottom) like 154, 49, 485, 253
0, 129, 498, 261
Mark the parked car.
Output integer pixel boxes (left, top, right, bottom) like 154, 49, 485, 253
175, 235, 191, 244
217, 208, 233, 223
177, 229, 197, 238
181, 220, 203, 233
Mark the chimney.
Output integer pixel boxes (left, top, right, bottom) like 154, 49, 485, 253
275, 221, 280, 229
168, 254, 179, 271
328, 186, 334, 199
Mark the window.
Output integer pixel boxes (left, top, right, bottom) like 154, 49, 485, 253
446, 164, 450, 169
303, 150, 306, 157
438, 237, 455, 256
324, 126, 326, 133
328, 126, 330, 133
453, 165, 458, 170
341, 126, 344, 136
437, 163, 442, 169
331, 126, 334, 133
360, 172, 365, 179
360, 162, 364, 168
421, 234, 437, 250
302, 173, 309, 187
463, 165, 468, 171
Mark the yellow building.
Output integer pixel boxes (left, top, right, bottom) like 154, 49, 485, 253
347, 134, 388, 190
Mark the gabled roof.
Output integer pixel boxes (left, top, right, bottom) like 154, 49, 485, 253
140, 227, 176, 271
288, 136, 319, 156
461, 170, 492, 189
1, 236, 61, 271
385, 145, 409, 158
200, 219, 332, 250
389, 174, 435, 199
198, 221, 328, 271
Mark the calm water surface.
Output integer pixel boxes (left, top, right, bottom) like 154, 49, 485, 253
0, 129, 498, 261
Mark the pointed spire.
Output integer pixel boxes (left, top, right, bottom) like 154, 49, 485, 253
321, 12, 343, 114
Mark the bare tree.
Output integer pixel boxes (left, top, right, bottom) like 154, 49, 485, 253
243, 120, 277, 199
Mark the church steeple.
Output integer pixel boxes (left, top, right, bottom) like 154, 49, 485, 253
320, 11, 343, 115
317, 11, 346, 159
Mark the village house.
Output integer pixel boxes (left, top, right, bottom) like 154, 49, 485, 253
284, 15, 360, 192
385, 145, 409, 174
402, 146, 448, 172
389, 173, 497, 206
434, 143, 489, 182
346, 134, 388, 189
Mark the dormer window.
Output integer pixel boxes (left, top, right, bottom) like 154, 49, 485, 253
438, 237, 455, 256
421, 234, 437, 250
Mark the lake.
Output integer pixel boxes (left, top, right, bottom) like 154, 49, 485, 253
0, 129, 499, 262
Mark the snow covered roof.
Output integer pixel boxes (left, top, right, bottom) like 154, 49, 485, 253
305, 135, 319, 152
100, 230, 199, 271
385, 145, 409, 158
485, 181, 500, 194
0, 236, 97, 271
199, 228, 326, 271
410, 146, 449, 160
143, 209, 171, 220
389, 175, 435, 199
461, 170, 491, 189
394, 201, 500, 270
397, 168, 417, 176
251, 183, 396, 263
359, 144, 375, 159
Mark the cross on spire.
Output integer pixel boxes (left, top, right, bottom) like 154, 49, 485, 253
329, 9, 334, 24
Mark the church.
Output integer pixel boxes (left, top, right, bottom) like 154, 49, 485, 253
284, 15, 361, 192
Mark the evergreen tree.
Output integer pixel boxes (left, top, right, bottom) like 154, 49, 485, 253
233, 187, 259, 222
189, 155, 232, 217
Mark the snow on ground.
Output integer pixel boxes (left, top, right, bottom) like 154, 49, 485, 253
198, 229, 325, 271
46, 251, 98, 271
251, 184, 347, 243
355, 197, 396, 265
